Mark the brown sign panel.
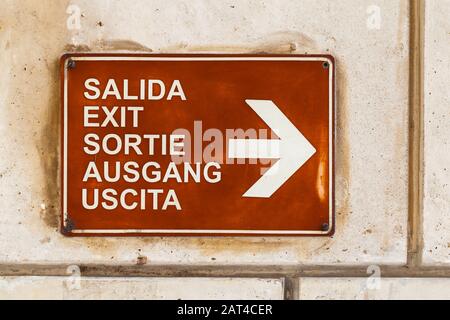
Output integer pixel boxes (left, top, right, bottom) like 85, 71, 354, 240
61, 54, 335, 236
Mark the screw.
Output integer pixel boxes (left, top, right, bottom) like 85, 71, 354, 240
321, 223, 329, 231
63, 218, 75, 234
322, 61, 329, 69
67, 59, 76, 69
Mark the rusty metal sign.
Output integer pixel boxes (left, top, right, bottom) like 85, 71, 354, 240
61, 54, 335, 236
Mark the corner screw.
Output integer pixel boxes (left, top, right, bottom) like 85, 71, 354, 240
67, 59, 76, 69
63, 218, 75, 234
321, 223, 329, 231
322, 61, 329, 69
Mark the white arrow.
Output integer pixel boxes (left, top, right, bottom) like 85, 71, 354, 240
228, 99, 317, 198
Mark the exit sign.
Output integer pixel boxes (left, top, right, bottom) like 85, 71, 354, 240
61, 54, 335, 236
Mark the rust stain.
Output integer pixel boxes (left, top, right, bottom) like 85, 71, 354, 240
334, 63, 351, 228
81, 238, 120, 256
64, 44, 91, 52
95, 39, 153, 52
41, 52, 131, 251
38, 57, 60, 229
65, 39, 153, 53
164, 42, 297, 54
0, 0, 70, 232
162, 31, 316, 54
136, 255, 148, 265
80, 236, 289, 259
